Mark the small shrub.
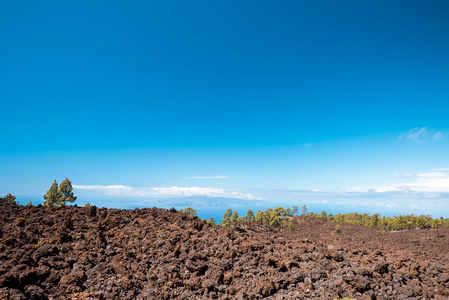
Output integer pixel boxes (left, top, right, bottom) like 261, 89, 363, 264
334, 224, 342, 234
84, 202, 91, 208
288, 219, 295, 231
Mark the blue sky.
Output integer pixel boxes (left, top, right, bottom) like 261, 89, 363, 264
1, 0, 449, 218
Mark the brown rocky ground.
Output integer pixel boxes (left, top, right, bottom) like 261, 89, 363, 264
0, 199, 448, 299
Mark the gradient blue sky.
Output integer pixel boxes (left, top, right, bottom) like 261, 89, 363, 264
1, 0, 449, 218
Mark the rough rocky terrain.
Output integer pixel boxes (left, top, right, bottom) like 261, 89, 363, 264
0, 198, 448, 299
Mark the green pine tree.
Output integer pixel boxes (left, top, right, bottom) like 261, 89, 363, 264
181, 207, 197, 216
207, 217, 216, 226
222, 208, 233, 227
301, 205, 307, 216
58, 177, 77, 205
253, 210, 266, 224
269, 207, 286, 226
231, 210, 239, 226
291, 205, 299, 216
4, 193, 16, 204
43, 180, 60, 207
244, 209, 255, 222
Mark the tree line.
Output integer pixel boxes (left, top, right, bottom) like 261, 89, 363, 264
306, 209, 449, 231
2, 177, 77, 207
179, 206, 299, 230
179, 205, 449, 232
5, 183, 449, 232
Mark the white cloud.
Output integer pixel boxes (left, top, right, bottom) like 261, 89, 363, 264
399, 127, 445, 143
73, 185, 260, 200
400, 172, 416, 178
304, 143, 315, 148
345, 170, 449, 194
434, 132, 443, 140
416, 172, 449, 178
188, 176, 230, 179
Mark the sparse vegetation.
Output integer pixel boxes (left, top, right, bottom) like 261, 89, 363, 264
244, 209, 254, 222
1, 197, 448, 298
207, 217, 216, 226
212, 204, 449, 232
222, 208, 233, 227
222, 206, 296, 230
307, 210, 449, 231
43, 180, 60, 206
301, 205, 307, 216
58, 177, 77, 205
292, 205, 299, 216
179, 207, 197, 216
43, 177, 77, 206
3, 193, 16, 204
334, 224, 341, 234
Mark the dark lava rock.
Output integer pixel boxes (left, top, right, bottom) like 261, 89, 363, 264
1, 198, 449, 299
24, 285, 47, 300
32, 244, 58, 262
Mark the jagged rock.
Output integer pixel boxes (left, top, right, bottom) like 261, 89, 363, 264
0, 198, 448, 299
24, 285, 47, 300
32, 244, 58, 262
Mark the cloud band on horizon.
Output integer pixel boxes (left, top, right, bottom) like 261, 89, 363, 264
188, 175, 230, 179
73, 185, 260, 200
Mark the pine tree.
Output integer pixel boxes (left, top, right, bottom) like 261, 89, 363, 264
244, 209, 254, 222
181, 207, 197, 216
320, 210, 328, 222
301, 205, 307, 216
264, 208, 273, 224
222, 208, 233, 227
43, 180, 60, 207
253, 210, 266, 224
292, 205, 299, 216
58, 177, 77, 205
231, 210, 239, 226
269, 207, 286, 226
207, 217, 216, 226
4, 193, 16, 204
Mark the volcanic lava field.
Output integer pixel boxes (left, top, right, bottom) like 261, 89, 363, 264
0, 199, 448, 299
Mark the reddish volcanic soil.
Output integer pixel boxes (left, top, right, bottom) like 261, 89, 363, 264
0, 199, 448, 299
